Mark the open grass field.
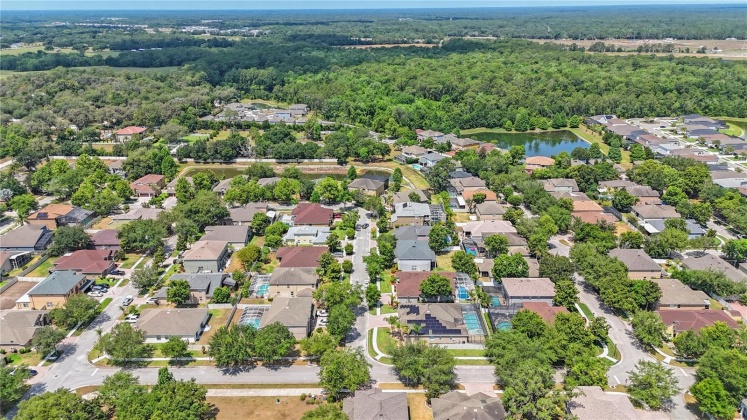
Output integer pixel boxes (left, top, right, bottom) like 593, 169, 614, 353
27, 257, 55, 277
531, 38, 747, 60
208, 396, 318, 420
570, 126, 631, 165
0, 45, 121, 57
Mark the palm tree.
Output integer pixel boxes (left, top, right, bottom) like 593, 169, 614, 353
386, 316, 398, 334
410, 323, 422, 337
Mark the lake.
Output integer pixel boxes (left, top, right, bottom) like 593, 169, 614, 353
467, 130, 589, 157
182, 166, 390, 181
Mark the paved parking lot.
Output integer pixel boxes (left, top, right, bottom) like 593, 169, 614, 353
0, 280, 37, 309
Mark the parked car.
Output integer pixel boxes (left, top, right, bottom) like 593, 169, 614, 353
28, 369, 38, 377
124, 314, 139, 323
318, 318, 328, 326
92, 285, 108, 292
87, 291, 103, 297
361, 223, 369, 229
110, 269, 125, 276
122, 296, 133, 306
145, 297, 159, 304
316, 309, 328, 317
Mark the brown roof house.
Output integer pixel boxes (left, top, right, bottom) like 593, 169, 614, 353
225, 203, 271, 226
268, 267, 319, 298
543, 178, 580, 193
0, 224, 54, 252
608, 249, 663, 279
568, 386, 668, 420
625, 185, 662, 205
343, 388, 409, 420
501, 278, 555, 307
0, 310, 50, 350
130, 174, 166, 198
432, 391, 506, 420
181, 240, 230, 273
631, 204, 680, 224
395, 271, 458, 303
651, 278, 710, 310
136, 308, 209, 343
347, 178, 386, 197
54, 249, 116, 276
291, 203, 334, 226
524, 156, 555, 173
114, 126, 146, 142
398, 303, 471, 344
521, 302, 569, 323
276, 246, 327, 268
260, 296, 315, 340
656, 309, 740, 338
202, 225, 250, 250
90, 230, 120, 250
28, 204, 94, 230
475, 202, 506, 221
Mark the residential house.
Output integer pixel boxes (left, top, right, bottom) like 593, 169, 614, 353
0, 310, 50, 351
631, 204, 680, 224
394, 225, 432, 241
395, 271, 457, 303
259, 296, 315, 339
0, 251, 31, 273
461, 220, 517, 238
608, 249, 663, 279
0, 225, 54, 252
283, 226, 330, 245
182, 240, 230, 273
54, 249, 116, 277
625, 185, 662, 205
521, 302, 569, 323
682, 114, 727, 130
276, 246, 327, 268
114, 126, 146, 142
598, 180, 637, 194
90, 230, 120, 250
524, 156, 555, 173
289, 104, 309, 113
202, 225, 250, 250
462, 189, 498, 204
104, 160, 126, 177
568, 386, 668, 420
475, 202, 506, 220
501, 278, 555, 306
586, 115, 619, 125
395, 240, 436, 272
165, 177, 192, 196
651, 278, 710, 310
656, 309, 740, 338
643, 219, 705, 238
169, 273, 235, 304
432, 391, 506, 420
212, 178, 233, 196
111, 207, 163, 222
225, 204, 271, 226
710, 170, 747, 189
543, 179, 580, 193
570, 200, 605, 213
395, 145, 428, 163
416, 129, 445, 143
256, 177, 281, 188
391, 202, 446, 227
348, 178, 386, 197
343, 389, 409, 420
399, 303, 473, 344
571, 212, 618, 225
28, 204, 94, 230
291, 203, 334, 227
681, 254, 747, 283
449, 137, 481, 150
268, 267, 319, 297
418, 152, 447, 169
130, 174, 166, 198
391, 189, 427, 205
136, 308, 209, 343
17, 271, 90, 310
669, 148, 719, 163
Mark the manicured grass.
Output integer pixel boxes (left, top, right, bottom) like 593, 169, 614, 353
0, 280, 8, 289
406, 393, 433, 420
249, 235, 265, 247
118, 253, 143, 269
577, 303, 593, 320
368, 304, 397, 315
445, 349, 485, 357
207, 396, 319, 420
434, 252, 455, 272
455, 359, 492, 366
606, 339, 621, 361
708, 298, 724, 310
569, 126, 631, 165
376, 327, 398, 354
720, 123, 744, 137
6, 351, 43, 366
27, 258, 55, 277
161, 264, 180, 282
98, 298, 113, 311
379, 275, 394, 294
376, 161, 430, 190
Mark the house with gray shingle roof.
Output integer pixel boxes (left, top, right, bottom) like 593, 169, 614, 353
136, 308, 209, 343
343, 388, 408, 420
169, 273, 235, 303
259, 296, 315, 339
394, 240, 436, 272
18, 271, 89, 310
432, 391, 506, 420
608, 249, 663, 279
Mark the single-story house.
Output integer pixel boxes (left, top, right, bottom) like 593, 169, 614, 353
202, 225, 250, 250
461, 220, 517, 239
0, 251, 32, 273
571, 200, 605, 213
395, 271, 457, 303
710, 170, 747, 189
212, 178, 233, 196
631, 204, 680, 224
104, 160, 126, 177
651, 278, 710, 310
136, 308, 209, 343
394, 240, 437, 272
90, 230, 121, 251
276, 246, 327, 268
608, 249, 663, 279
432, 391, 506, 420
114, 126, 146, 142
399, 303, 471, 344
391, 189, 428, 205
644, 219, 705, 238
521, 302, 569, 323
343, 388, 409, 420
681, 254, 747, 283
450, 137, 481, 150
416, 129, 445, 142
181, 240, 230, 273
0, 310, 50, 351
225, 204, 271, 226
291, 203, 334, 227
28, 204, 94, 230
625, 185, 662, 205
256, 177, 281, 188
259, 296, 315, 339
571, 212, 618, 225
283, 226, 330, 245
391, 202, 446, 227
501, 278, 555, 307
130, 174, 166, 198
524, 156, 555, 173
347, 178, 386, 197
656, 309, 740, 338
449, 177, 487, 193
543, 178, 580, 193
682, 114, 727, 130
476, 202, 506, 220
268, 267, 319, 297
462, 189, 498, 203
394, 225, 432, 241
568, 386, 669, 420
169, 273, 236, 304
598, 180, 637, 194
0, 225, 54, 253
17, 271, 90, 310
54, 249, 116, 277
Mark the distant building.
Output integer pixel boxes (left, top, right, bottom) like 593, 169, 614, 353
90, 229, 121, 251
169, 273, 235, 304
276, 246, 327, 268
347, 178, 386, 197
283, 226, 330, 246
114, 126, 146, 142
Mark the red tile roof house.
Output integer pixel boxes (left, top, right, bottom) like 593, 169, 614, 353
291, 203, 334, 227
114, 126, 147, 142
394, 271, 457, 303
54, 249, 116, 277
276, 246, 327, 268
656, 309, 740, 338
521, 302, 569, 323
90, 230, 121, 251
130, 174, 166, 198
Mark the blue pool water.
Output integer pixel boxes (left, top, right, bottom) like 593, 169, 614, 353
463, 312, 484, 335
256, 284, 269, 296
242, 318, 261, 329
497, 321, 511, 331
456, 286, 469, 300
411, 164, 422, 170
491, 296, 501, 307
465, 246, 477, 256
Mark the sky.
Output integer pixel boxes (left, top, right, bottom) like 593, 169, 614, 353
4, 0, 746, 11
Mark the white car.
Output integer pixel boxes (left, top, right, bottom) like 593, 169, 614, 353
124, 314, 139, 323
316, 310, 328, 317
318, 318, 328, 327
87, 291, 103, 297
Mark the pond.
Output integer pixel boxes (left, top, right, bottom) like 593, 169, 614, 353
467, 130, 589, 157
245, 102, 273, 110
182, 166, 391, 182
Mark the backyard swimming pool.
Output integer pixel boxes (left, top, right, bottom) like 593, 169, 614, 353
491, 296, 501, 307
462, 307, 484, 335
411, 164, 423, 171
496, 321, 511, 331
456, 286, 469, 300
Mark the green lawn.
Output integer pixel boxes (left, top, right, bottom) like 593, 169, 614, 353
368, 304, 397, 315
376, 327, 398, 355
98, 298, 113, 311
27, 258, 55, 277
380, 272, 395, 294
434, 252, 455, 272
577, 303, 593, 320
118, 253, 143, 269
570, 126, 631, 165
445, 349, 485, 357
720, 123, 744, 137
0, 280, 8, 289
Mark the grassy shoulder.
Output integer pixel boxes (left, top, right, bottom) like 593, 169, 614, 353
569, 126, 631, 165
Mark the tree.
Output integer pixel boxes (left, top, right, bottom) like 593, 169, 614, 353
589, 316, 610, 342
161, 336, 189, 359
696, 348, 747, 405
661, 186, 688, 207
419, 274, 453, 300
365, 283, 381, 308
16, 388, 105, 420
627, 360, 680, 410
167, 279, 191, 305
265, 234, 282, 249
608, 146, 622, 163
175, 190, 229, 230
97, 322, 150, 363
538, 254, 575, 282
318, 348, 371, 400
326, 232, 341, 252
254, 322, 296, 363
49, 293, 100, 329
612, 189, 638, 212
208, 324, 256, 366
451, 250, 478, 278
631, 311, 666, 350
118, 219, 167, 253
484, 234, 509, 258
236, 244, 261, 270
152, 246, 166, 267
48, 226, 92, 256
492, 253, 529, 279
408, 191, 422, 202
301, 404, 348, 420
428, 222, 450, 252
212, 286, 231, 303
513, 109, 531, 132
691, 378, 735, 420
274, 178, 301, 202
511, 310, 547, 338
31, 326, 66, 356
130, 265, 160, 293
344, 243, 354, 257
0, 365, 30, 407
426, 158, 456, 193
568, 115, 583, 128
346, 165, 358, 180
723, 239, 747, 262
315, 176, 342, 203
565, 354, 610, 388
327, 304, 356, 339
8, 193, 37, 224
251, 212, 271, 236
391, 167, 403, 191
300, 331, 337, 358
391, 341, 456, 400
553, 279, 579, 308
618, 231, 644, 249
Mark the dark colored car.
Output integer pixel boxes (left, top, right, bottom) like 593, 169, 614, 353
110, 269, 125, 276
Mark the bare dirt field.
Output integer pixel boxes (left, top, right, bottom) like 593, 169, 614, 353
531, 38, 747, 59
0, 281, 36, 310
208, 396, 317, 420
